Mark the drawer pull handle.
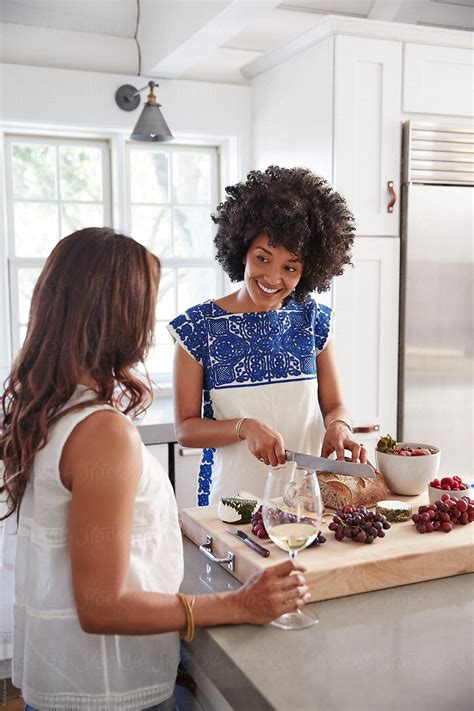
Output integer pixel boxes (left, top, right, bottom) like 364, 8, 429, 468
199, 535, 235, 572
179, 447, 201, 457
387, 181, 396, 213
353, 425, 380, 434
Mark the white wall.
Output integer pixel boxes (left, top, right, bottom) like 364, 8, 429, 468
0, 63, 252, 159
251, 37, 334, 183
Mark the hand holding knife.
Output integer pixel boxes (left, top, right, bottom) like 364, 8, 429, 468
226, 528, 270, 558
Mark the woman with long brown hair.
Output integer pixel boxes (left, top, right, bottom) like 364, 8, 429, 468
1, 228, 309, 711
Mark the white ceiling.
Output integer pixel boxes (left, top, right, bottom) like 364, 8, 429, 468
0, 0, 473, 83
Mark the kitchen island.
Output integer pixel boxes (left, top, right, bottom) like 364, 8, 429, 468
180, 537, 473, 711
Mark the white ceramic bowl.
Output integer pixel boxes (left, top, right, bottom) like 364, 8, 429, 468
375, 443, 440, 496
428, 483, 471, 504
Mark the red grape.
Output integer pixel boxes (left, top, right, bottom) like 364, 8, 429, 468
330, 506, 391, 544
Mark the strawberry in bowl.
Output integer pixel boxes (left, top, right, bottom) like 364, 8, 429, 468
395, 446, 433, 457
375, 435, 441, 496
428, 476, 471, 503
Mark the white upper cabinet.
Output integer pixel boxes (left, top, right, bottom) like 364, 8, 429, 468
403, 44, 474, 118
334, 36, 402, 237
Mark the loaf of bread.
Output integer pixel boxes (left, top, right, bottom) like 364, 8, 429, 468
317, 467, 389, 510
282, 464, 389, 512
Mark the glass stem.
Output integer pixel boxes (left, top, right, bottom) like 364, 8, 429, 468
288, 550, 303, 615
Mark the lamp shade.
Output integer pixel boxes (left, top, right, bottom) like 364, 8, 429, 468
130, 102, 174, 142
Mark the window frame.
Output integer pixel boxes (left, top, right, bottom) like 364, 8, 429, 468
1, 131, 228, 388
4, 134, 113, 355
125, 141, 223, 383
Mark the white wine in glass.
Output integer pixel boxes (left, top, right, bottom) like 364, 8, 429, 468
262, 462, 323, 630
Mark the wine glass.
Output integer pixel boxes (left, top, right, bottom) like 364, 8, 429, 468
262, 461, 323, 630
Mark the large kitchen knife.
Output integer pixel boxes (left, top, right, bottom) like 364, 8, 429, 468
285, 450, 375, 478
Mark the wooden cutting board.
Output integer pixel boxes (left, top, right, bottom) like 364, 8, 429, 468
180, 494, 474, 602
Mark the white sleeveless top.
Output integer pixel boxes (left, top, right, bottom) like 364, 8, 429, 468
11, 386, 184, 711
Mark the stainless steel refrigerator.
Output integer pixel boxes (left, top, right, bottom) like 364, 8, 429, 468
399, 122, 473, 477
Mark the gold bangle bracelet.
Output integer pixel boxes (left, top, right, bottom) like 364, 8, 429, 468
177, 593, 195, 642
235, 417, 247, 442
326, 418, 353, 433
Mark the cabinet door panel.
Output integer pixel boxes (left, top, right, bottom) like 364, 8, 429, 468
334, 36, 402, 236
333, 237, 400, 460
404, 44, 474, 118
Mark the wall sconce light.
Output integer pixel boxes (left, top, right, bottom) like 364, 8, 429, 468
115, 81, 173, 142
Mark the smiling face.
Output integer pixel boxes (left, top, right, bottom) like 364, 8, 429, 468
242, 233, 303, 311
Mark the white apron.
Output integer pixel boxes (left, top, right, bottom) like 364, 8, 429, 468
169, 298, 332, 505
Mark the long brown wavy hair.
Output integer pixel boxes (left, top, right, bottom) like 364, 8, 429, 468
0, 227, 160, 520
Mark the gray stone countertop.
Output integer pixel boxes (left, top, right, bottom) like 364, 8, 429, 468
180, 537, 474, 711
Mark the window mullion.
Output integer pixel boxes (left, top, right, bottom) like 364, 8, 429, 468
55, 143, 62, 239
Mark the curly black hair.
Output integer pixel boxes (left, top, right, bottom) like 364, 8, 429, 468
212, 166, 355, 301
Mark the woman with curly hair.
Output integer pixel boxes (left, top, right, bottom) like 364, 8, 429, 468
1, 227, 308, 711
169, 166, 366, 506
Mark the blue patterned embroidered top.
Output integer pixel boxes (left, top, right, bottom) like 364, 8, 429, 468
168, 298, 332, 506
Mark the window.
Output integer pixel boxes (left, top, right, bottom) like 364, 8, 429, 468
127, 144, 222, 378
4, 135, 222, 382
5, 135, 112, 353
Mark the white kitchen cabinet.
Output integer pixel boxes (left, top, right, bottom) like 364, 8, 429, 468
403, 44, 474, 118
334, 36, 402, 237
332, 237, 400, 461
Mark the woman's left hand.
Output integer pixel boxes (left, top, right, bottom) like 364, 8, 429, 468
321, 422, 367, 463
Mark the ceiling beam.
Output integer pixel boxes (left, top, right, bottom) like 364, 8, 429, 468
0, 21, 137, 74
138, 0, 281, 78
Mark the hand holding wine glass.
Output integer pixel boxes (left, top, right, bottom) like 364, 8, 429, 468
262, 462, 323, 630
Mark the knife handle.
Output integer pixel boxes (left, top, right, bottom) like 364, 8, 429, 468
244, 537, 270, 558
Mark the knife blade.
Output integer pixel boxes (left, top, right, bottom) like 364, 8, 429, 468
226, 529, 270, 558
285, 450, 375, 478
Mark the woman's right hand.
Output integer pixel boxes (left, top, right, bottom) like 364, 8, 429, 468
234, 559, 310, 625
240, 418, 287, 467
